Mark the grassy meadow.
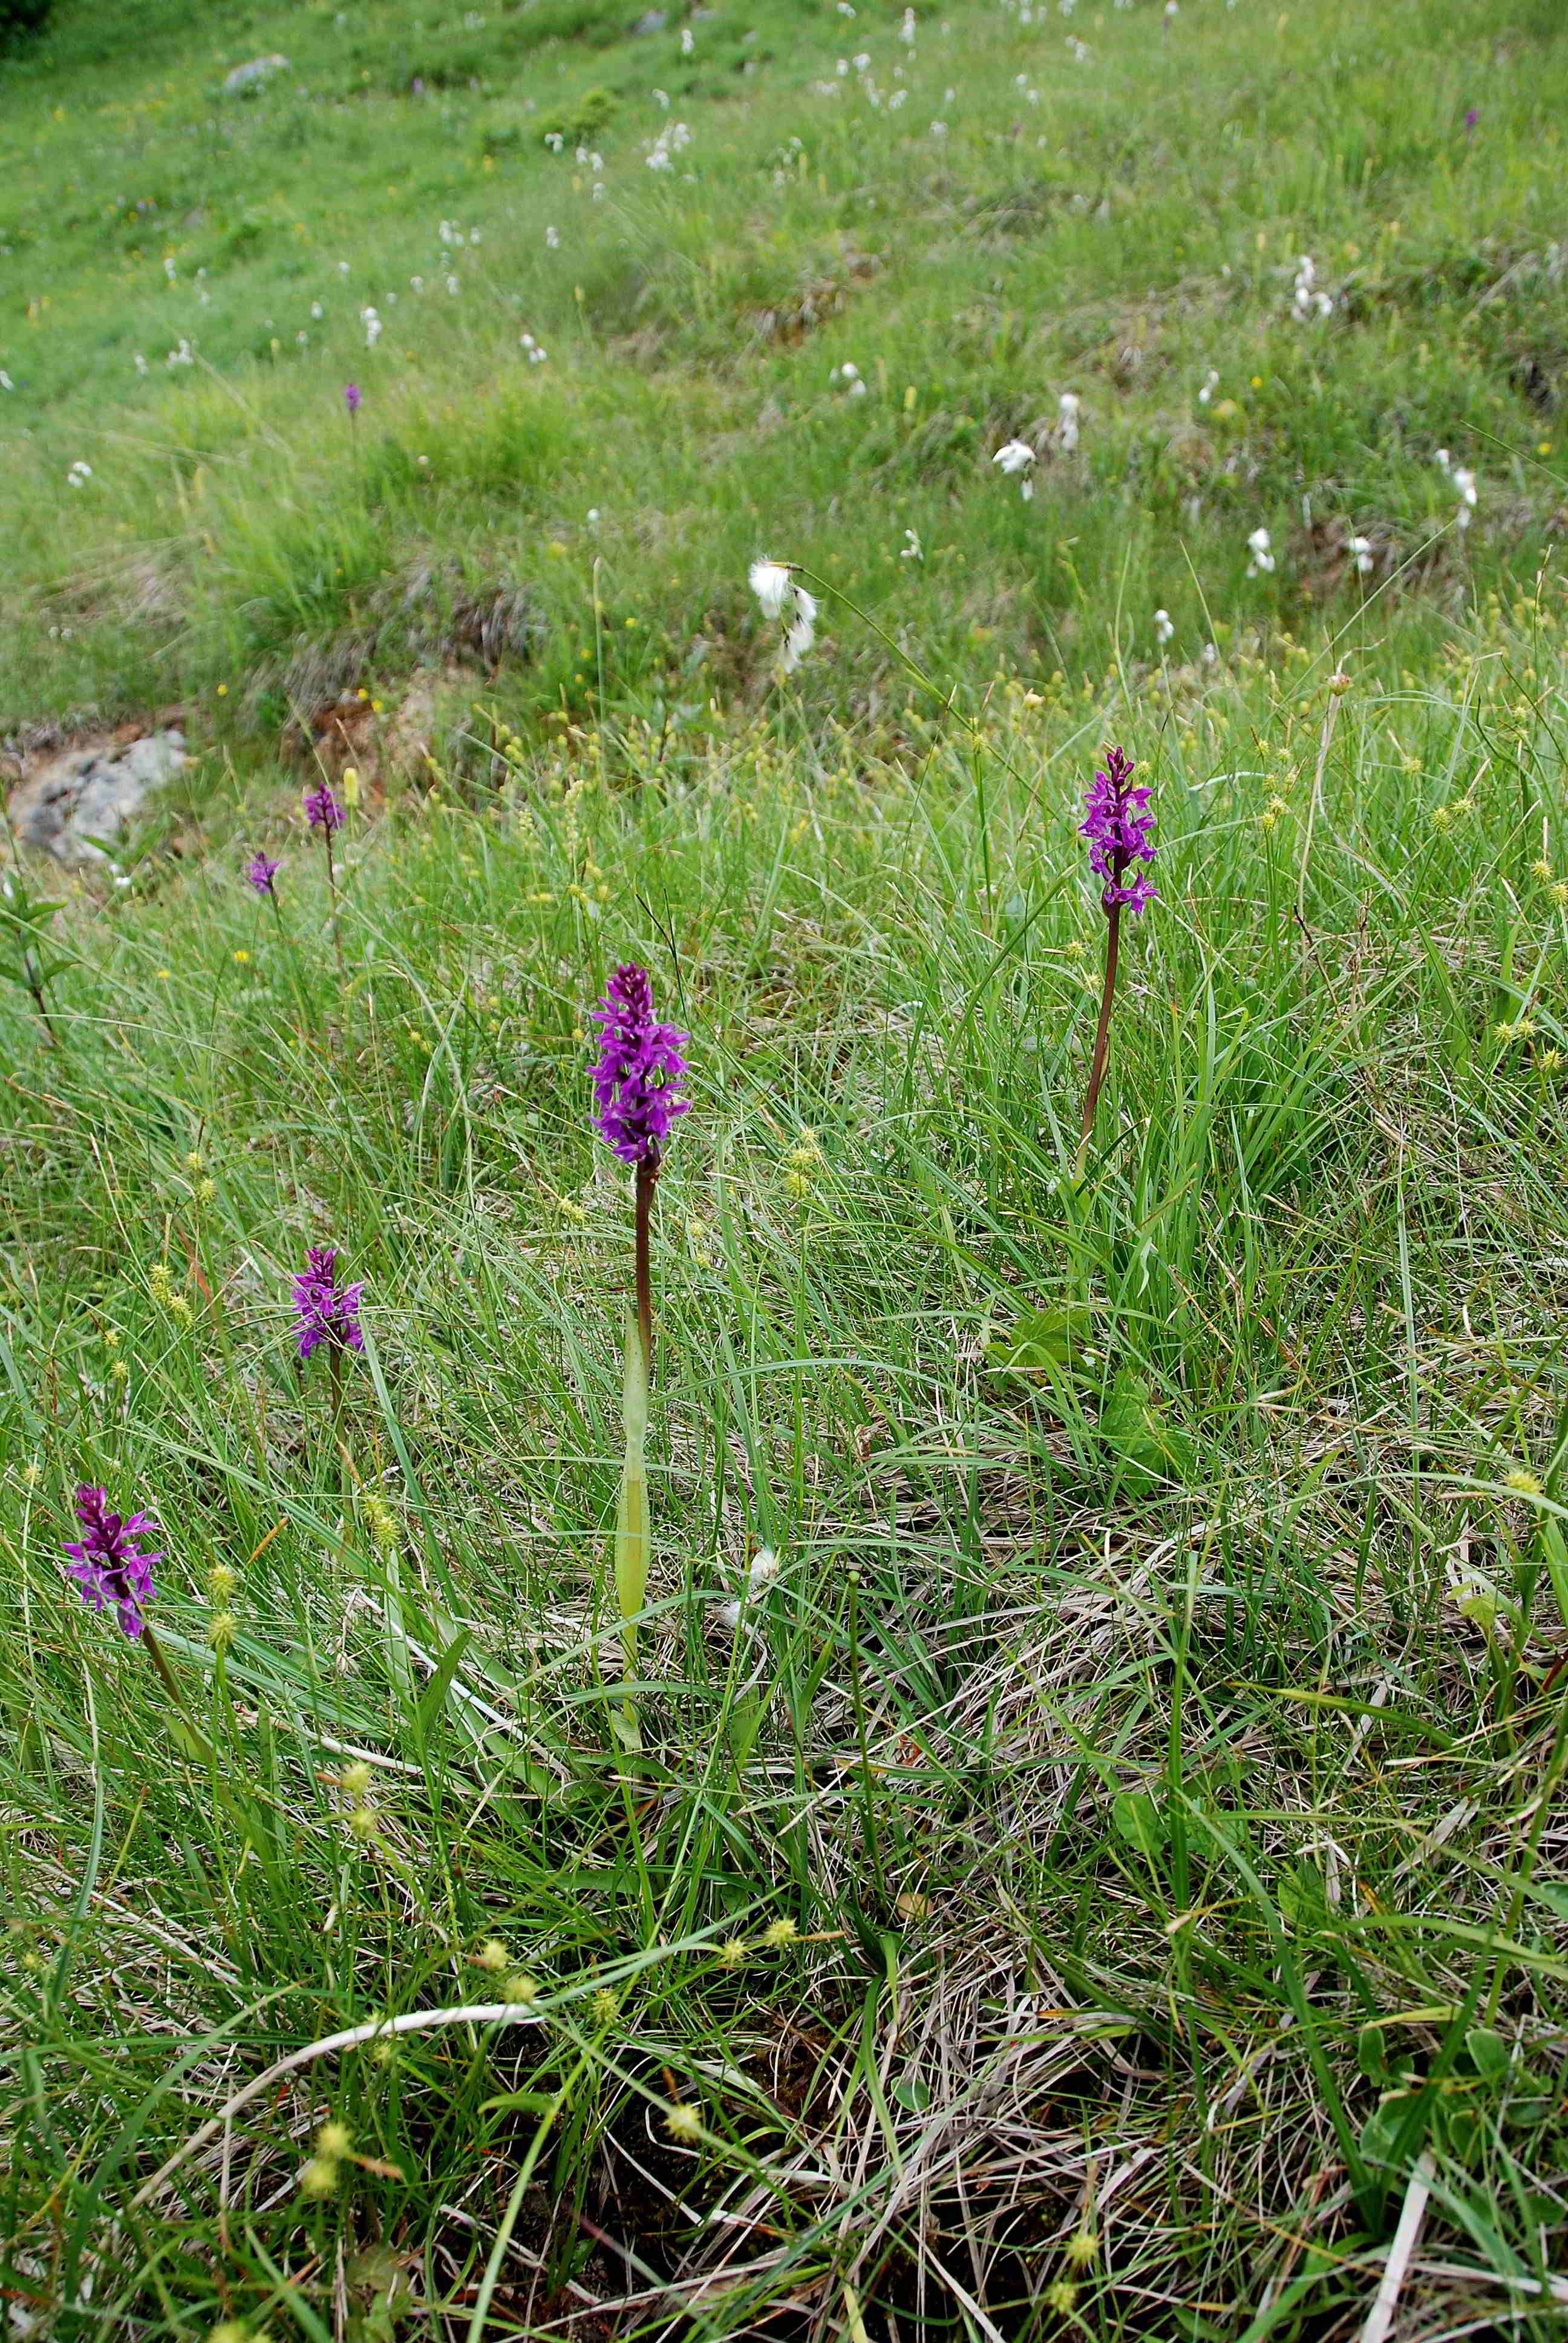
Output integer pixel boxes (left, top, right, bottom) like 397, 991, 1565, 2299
4, 0, 1568, 2335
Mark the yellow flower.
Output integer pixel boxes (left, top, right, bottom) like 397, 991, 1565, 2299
1044, 2279, 1077, 2316
207, 1610, 236, 1650
1538, 1048, 1564, 1073
591, 1988, 619, 2024
1504, 1469, 1542, 1496
110, 1359, 129, 1383
197, 1179, 217, 1205
716, 1938, 748, 1969
501, 1973, 540, 2008
298, 2157, 338, 2198
664, 2102, 704, 2141
317, 2120, 352, 2160
1530, 860, 1554, 883
474, 1938, 509, 1971
233, 949, 250, 965
185, 1151, 205, 1173
341, 767, 361, 805
762, 1917, 799, 1948
347, 1806, 379, 1842
341, 1761, 372, 1799
1552, 882, 1568, 908
1064, 2227, 1099, 2268
208, 1562, 237, 1598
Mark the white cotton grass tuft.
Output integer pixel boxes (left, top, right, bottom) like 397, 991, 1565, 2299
900, 528, 923, 560
1246, 526, 1275, 576
780, 586, 818, 674
749, 562, 817, 673
749, 559, 794, 620
1452, 465, 1478, 527
1056, 390, 1082, 451
1291, 254, 1332, 321
717, 1546, 783, 1633
1347, 534, 1374, 575
993, 437, 1036, 499
1154, 607, 1174, 646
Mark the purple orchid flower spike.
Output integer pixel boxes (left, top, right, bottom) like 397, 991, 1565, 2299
293, 1246, 365, 1362
591, 962, 689, 1371
64, 1484, 161, 1640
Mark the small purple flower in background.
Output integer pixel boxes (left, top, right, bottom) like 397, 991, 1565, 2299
592, 964, 690, 1168
1080, 747, 1157, 914
246, 851, 281, 896
64, 1484, 161, 1640
304, 782, 344, 834
344, 382, 362, 413
1463, 106, 1480, 131
293, 1247, 365, 1360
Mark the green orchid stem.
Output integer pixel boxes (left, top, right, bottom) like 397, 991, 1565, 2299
140, 1625, 218, 1770
635, 1153, 657, 1385
1076, 900, 1122, 1173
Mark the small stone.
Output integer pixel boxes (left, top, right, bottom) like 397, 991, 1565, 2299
8, 728, 186, 866
223, 54, 291, 97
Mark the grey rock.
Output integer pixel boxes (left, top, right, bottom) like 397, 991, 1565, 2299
223, 54, 291, 96
10, 730, 186, 866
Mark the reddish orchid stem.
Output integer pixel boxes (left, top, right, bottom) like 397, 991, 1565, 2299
1078, 900, 1122, 1156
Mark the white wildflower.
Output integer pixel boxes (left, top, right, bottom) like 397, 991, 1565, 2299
1347, 534, 1374, 574
67, 460, 93, 488
900, 528, 923, 560
1452, 466, 1477, 527
1246, 526, 1275, 575
362, 305, 382, 349
900, 5, 916, 36
1154, 608, 1174, 645
1057, 390, 1081, 451
748, 1548, 782, 1591
546, 224, 560, 247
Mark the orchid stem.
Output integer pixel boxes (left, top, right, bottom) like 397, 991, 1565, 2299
1077, 901, 1121, 1170
635, 1153, 657, 1382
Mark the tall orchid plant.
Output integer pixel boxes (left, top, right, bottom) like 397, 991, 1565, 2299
590, 963, 690, 1749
